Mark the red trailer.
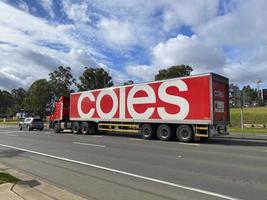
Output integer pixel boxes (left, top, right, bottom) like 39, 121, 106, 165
49, 73, 229, 142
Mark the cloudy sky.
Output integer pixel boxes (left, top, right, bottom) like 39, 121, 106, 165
0, 0, 267, 90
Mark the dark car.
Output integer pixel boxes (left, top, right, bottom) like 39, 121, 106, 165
19, 117, 44, 131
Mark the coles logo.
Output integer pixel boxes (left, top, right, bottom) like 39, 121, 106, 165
74, 79, 190, 120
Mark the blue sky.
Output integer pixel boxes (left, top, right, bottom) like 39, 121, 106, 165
0, 0, 267, 90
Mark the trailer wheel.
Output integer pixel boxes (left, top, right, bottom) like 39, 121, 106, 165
140, 124, 154, 139
72, 122, 80, 134
80, 122, 89, 134
176, 125, 194, 143
53, 122, 60, 133
157, 124, 173, 141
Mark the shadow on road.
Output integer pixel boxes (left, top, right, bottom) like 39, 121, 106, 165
0, 148, 25, 158
201, 138, 267, 147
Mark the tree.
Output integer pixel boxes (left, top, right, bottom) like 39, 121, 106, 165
155, 65, 193, 81
22, 79, 52, 117
242, 85, 258, 106
11, 88, 26, 114
0, 90, 14, 117
229, 84, 240, 108
49, 66, 76, 99
76, 67, 113, 91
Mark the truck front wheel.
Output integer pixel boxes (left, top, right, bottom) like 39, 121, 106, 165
53, 123, 60, 133
157, 124, 173, 141
176, 125, 194, 143
140, 124, 154, 139
72, 122, 80, 134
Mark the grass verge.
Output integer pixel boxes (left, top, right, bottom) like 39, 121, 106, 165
229, 128, 267, 134
230, 107, 267, 127
0, 122, 19, 126
0, 172, 20, 184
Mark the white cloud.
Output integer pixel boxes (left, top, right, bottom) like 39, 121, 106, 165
0, 2, 78, 49
152, 34, 225, 73
162, 0, 219, 32
126, 65, 157, 81
126, 34, 226, 81
0, 2, 104, 90
39, 0, 54, 19
194, 0, 267, 46
62, 1, 91, 23
17, 0, 30, 13
97, 18, 138, 48
191, 0, 267, 86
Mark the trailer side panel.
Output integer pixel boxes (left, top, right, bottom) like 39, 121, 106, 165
70, 74, 212, 124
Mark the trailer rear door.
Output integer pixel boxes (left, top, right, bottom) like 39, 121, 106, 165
211, 74, 230, 124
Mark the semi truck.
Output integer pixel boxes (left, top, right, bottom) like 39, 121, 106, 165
48, 73, 229, 142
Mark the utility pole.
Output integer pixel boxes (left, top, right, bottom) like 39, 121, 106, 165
255, 79, 261, 101
240, 90, 244, 130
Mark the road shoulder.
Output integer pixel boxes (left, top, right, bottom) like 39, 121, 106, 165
0, 163, 86, 200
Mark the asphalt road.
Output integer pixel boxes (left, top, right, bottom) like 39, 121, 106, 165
0, 127, 266, 200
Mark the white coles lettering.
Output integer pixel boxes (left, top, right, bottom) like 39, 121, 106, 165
119, 87, 125, 118
157, 80, 189, 120
77, 91, 95, 118
127, 85, 156, 119
96, 89, 118, 119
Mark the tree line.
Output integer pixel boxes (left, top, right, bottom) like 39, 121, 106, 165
0, 65, 192, 118
229, 83, 264, 108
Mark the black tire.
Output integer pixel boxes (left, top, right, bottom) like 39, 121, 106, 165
80, 122, 89, 135
71, 122, 80, 134
53, 123, 60, 133
140, 124, 154, 139
157, 124, 173, 141
19, 126, 22, 131
39, 128, 43, 131
176, 125, 194, 143
27, 125, 32, 131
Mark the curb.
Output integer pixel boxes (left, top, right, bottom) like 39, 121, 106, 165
0, 164, 86, 200
215, 135, 267, 141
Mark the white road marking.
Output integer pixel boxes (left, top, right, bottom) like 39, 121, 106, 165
6, 135, 18, 137
92, 135, 104, 138
73, 142, 106, 148
0, 143, 240, 200
177, 155, 182, 158
0, 131, 20, 134
265, 150, 267, 153
129, 138, 143, 141
178, 143, 200, 146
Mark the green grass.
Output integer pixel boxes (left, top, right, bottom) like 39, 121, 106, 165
0, 118, 19, 126
0, 172, 20, 184
229, 128, 267, 133
230, 107, 267, 127
229, 107, 267, 134
0, 122, 19, 126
